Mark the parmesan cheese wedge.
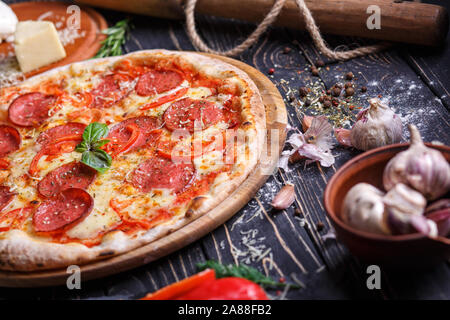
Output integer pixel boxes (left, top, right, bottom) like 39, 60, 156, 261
14, 20, 66, 73
0, 1, 17, 43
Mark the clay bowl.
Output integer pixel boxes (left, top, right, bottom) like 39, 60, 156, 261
324, 143, 450, 268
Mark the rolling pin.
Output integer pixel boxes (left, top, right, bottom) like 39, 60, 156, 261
76, 0, 449, 46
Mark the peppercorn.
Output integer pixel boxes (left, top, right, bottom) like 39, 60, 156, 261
298, 87, 308, 98
345, 82, 353, 89
316, 221, 325, 231
345, 87, 355, 97
304, 99, 311, 106
334, 83, 342, 89
294, 208, 302, 216
345, 72, 354, 80
288, 92, 295, 102
326, 89, 331, 95
283, 47, 292, 54
311, 67, 319, 76
323, 100, 332, 108
361, 86, 367, 93
331, 87, 341, 97
319, 96, 325, 103
315, 59, 325, 67
268, 68, 275, 75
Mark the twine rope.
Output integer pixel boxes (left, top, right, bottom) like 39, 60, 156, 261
185, 0, 389, 60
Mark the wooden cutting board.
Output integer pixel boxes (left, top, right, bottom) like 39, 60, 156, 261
0, 1, 107, 77
0, 54, 287, 287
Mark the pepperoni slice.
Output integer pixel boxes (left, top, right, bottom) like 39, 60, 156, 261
107, 116, 161, 155
33, 188, 93, 232
36, 122, 86, 147
136, 70, 183, 96
37, 162, 97, 198
90, 73, 133, 109
163, 98, 222, 133
0, 186, 15, 212
8, 92, 56, 127
0, 125, 21, 157
131, 157, 194, 193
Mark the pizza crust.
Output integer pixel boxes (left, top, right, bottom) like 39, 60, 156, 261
0, 50, 266, 271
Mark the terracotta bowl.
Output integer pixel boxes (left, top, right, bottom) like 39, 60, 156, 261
324, 143, 450, 268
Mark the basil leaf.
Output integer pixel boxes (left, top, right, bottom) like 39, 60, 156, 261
75, 140, 88, 153
83, 123, 109, 144
93, 139, 110, 149
81, 149, 112, 174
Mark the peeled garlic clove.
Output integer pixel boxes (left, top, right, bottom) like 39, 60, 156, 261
383, 124, 450, 200
341, 183, 390, 235
271, 184, 295, 210
383, 183, 426, 216
350, 98, 402, 151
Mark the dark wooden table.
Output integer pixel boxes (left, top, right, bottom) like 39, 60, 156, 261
1, 0, 449, 300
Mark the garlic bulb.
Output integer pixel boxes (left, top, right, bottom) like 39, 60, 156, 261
383, 124, 450, 200
383, 183, 426, 216
341, 183, 390, 235
350, 98, 402, 151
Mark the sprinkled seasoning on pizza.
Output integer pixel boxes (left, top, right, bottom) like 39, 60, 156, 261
0, 50, 265, 271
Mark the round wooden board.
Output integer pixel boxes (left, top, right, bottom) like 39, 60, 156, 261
0, 1, 107, 78
0, 54, 287, 287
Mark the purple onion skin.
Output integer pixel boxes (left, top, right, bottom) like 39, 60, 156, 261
426, 208, 450, 237
387, 210, 434, 236
425, 199, 450, 215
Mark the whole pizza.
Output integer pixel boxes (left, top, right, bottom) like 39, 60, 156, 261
0, 50, 266, 271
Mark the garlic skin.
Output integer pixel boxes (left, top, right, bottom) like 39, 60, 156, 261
271, 184, 295, 210
350, 98, 402, 151
383, 183, 426, 216
341, 183, 390, 235
383, 124, 450, 200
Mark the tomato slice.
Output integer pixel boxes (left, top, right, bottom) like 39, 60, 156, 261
0, 207, 34, 232
29, 140, 80, 176
140, 269, 216, 300
109, 124, 141, 158
140, 87, 188, 111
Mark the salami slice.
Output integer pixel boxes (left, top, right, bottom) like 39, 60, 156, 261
0, 125, 21, 157
136, 70, 183, 96
107, 116, 161, 155
163, 98, 222, 133
8, 92, 57, 127
37, 162, 97, 198
33, 188, 93, 232
36, 122, 86, 146
131, 157, 194, 193
0, 186, 14, 212
90, 73, 133, 109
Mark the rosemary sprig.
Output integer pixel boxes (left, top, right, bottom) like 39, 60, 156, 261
197, 260, 301, 289
95, 19, 132, 58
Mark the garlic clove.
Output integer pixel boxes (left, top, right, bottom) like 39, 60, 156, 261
341, 183, 390, 235
383, 183, 426, 216
350, 98, 402, 151
302, 115, 314, 132
271, 184, 295, 210
334, 128, 352, 147
383, 124, 450, 200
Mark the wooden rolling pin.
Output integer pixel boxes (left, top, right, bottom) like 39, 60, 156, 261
76, 0, 449, 46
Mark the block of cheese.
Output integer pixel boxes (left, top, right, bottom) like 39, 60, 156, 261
0, 1, 18, 42
14, 21, 66, 73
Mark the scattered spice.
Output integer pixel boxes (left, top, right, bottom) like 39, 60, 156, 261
345, 82, 353, 89
294, 208, 302, 216
311, 67, 319, 76
331, 87, 341, 97
268, 68, 275, 75
304, 99, 311, 106
361, 86, 368, 93
345, 72, 354, 80
299, 86, 308, 97
323, 100, 332, 108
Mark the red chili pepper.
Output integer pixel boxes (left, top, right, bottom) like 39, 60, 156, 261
176, 277, 268, 300
268, 68, 275, 75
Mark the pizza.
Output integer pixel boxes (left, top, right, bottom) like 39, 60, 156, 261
0, 50, 265, 271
